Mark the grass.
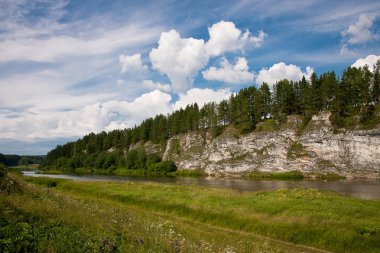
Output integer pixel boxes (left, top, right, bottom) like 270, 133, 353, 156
255, 119, 279, 132
287, 142, 309, 159
171, 139, 181, 155
1, 174, 327, 253
245, 170, 305, 180
16, 174, 380, 253
9, 164, 40, 173
169, 168, 204, 177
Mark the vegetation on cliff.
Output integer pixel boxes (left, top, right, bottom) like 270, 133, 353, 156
42, 62, 380, 173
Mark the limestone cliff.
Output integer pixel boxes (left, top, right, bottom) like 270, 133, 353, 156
139, 112, 380, 178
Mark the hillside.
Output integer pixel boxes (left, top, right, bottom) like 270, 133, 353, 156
139, 112, 380, 177
42, 63, 380, 177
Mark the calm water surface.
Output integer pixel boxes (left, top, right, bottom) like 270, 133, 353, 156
22, 171, 380, 200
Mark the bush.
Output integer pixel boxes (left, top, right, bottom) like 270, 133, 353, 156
211, 126, 224, 138
148, 160, 177, 174
170, 168, 204, 177
0, 163, 7, 178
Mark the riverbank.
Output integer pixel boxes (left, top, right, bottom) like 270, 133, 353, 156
23, 170, 380, 200
2, 173, 379, 252
39, 168, 347, 180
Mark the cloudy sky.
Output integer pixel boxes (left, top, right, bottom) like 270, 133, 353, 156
1, 0, 380, 155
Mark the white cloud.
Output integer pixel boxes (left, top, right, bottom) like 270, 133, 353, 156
149, 29, 209, 93
250, 30, 267, 48
255, 62, 314, 86
206, 20, 267, 56
0, 90, 173, 140
149, 21, 266, 93
202, 57, 254, 84
143, 80, 172, 93
351, 54, 380, 70
339, 44, 358, 56
0, 25, 161, 63
0, 87, 234, 141
119, 53, 147, 73
116, 79, 126, 86
341, 14, 378, 45
172, 88, 231, 111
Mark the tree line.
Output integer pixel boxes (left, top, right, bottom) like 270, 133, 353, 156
43, 62, 380, 172
0, 153, 44, 167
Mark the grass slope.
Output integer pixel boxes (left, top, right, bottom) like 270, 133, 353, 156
2, 174, 380, 252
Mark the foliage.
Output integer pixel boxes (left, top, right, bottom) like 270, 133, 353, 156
0, 163, 7, 179
169, 168, 204, 177
19, 176, 380, 253
148, 161, 177, 174
255, 119, 278, 132
171, 139, 181, 155
287, 142, 309, 159
0, 167, 21, 195
297, 114, 312, 135
0, 154, 44, 167
42, 61, 380, 171
1, 175, 311, 253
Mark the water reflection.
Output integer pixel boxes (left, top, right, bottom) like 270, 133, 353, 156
22, 171, 380, 200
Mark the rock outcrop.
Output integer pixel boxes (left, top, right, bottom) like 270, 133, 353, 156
140, 112, 380, 178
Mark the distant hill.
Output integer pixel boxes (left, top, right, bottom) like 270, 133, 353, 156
0, 153, 44, 167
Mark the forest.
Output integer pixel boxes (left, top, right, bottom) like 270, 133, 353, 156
42, 62, 380, 173
0, 153, 44, 167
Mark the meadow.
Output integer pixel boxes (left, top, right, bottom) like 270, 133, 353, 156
1, 173, 379, 252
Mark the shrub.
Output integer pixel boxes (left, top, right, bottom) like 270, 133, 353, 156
0, 163, 7, 178
148, 160, 177, 174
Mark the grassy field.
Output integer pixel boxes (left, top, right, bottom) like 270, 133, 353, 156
1, 173, 380, 252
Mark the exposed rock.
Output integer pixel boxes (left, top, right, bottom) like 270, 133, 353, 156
140, 112, 380, 178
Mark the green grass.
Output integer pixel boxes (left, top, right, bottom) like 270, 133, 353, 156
255, 119, 279, 132
37, 169, 64, 175
9, 164, 40, 174
287, 142, 309, 159
245, 170, 305, 180
1, 174, 325, 253
2, 173, 380, 252
169, 168, 204, 177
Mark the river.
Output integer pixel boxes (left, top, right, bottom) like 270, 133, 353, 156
22, 171, 380, 200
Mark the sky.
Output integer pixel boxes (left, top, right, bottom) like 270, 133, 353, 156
0, 0, 380, 155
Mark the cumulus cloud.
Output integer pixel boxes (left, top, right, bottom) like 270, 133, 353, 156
143, 80, 172, 93
206, 20, 267, 56
341, 14, 378, 45
0, 90, 173, 140
255, 62, 314, 86
0, 87, 233, 142
172, 88, 231, 111
149, 21, 266, 93
202, 57, 254, 84
149, 30, 209, 93
351, 54, 380, 70
250, 30, 267, 48
119, 53, 147, 73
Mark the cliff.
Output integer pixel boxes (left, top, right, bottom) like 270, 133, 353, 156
135, 112, 380, 178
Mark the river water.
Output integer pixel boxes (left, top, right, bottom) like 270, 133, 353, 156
22, 171, 380, 200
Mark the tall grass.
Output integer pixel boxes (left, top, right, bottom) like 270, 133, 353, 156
3, 174, 380, 252
1, 174, 319, 253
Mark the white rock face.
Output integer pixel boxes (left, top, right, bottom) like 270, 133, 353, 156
157, 112, 380, 177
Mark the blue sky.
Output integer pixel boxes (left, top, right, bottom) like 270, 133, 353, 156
0, 0, 380, 155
